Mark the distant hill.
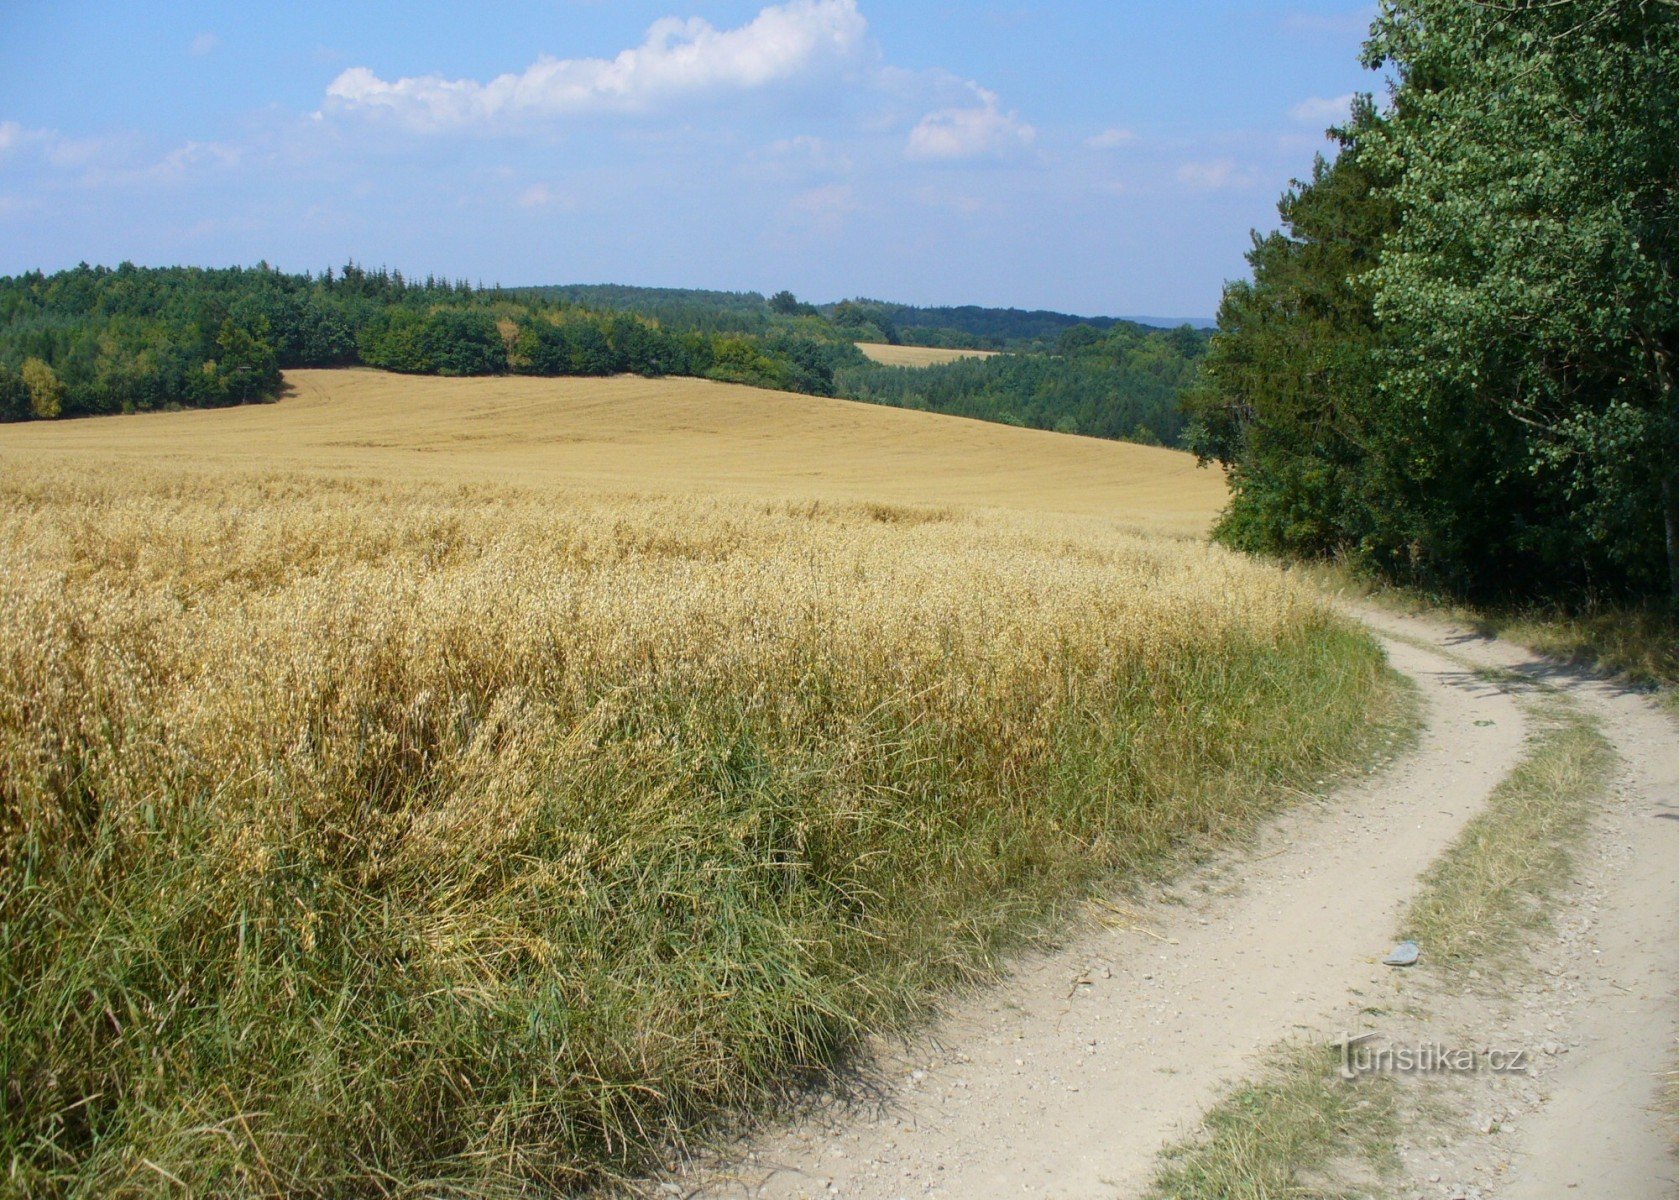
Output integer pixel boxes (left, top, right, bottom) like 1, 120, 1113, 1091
1120, 315, 1218, 331
517, 284, 1215, 347
0, 264, 1210, 450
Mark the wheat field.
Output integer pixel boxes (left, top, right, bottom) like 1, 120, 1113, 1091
0, 372, 1394, 1197
0, 368, 1217, 531
853, 343, 1001, 368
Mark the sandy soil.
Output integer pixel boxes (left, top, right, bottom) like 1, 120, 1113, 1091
1357, 609, 1679, 1200
673, 609, 1679, 1199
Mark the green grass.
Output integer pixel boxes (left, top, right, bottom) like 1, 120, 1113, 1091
1147, 1044, 1399, 1200
1400, 700, 1617, 973
2, 625, 1406, 1199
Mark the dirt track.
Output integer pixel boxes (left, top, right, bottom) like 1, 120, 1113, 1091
683, 608, 1679, 1199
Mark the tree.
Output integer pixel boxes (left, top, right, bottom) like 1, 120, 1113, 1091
768, 290, 814, 316
1364, 0, 1679, 599
214, 318, 281, 402
1196, 2, 1679, 604
1186, 97, 1399, 560
0, 363, 29, 421
20, 357, 63, 419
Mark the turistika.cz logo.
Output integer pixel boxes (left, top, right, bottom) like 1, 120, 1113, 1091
1337, 1033, 1531, 1080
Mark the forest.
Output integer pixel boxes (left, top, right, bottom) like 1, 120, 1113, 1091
0, 264, 866, 421
0, 266, 1207, 448
837, 322, 1207, 444
1188, 0, 1678, 607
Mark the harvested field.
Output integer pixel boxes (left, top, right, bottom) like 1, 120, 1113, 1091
855, 343, 1000, 368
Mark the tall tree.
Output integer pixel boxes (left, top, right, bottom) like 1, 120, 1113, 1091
20, 358, 62, 420
1364, 0, 1679, 598
1186, 98, 1397, 561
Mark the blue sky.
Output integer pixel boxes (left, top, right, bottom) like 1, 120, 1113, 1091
0, 2, 1384, 316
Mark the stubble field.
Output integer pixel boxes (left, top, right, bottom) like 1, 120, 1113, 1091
852, 343, 1000, 368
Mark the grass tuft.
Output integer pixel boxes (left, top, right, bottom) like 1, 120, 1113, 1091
1147, 1043, 1399, 1200
1400, 702, 1617, 973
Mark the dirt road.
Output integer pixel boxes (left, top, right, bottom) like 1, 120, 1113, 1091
679, 609, 1678, 1200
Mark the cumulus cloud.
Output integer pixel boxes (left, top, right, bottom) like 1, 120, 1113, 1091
1289, 93, 1355, 124
324, 0, 869, 131
905, 87, 1035, 162
1086, 127, 1136, 150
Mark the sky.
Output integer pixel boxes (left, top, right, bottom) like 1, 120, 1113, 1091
0, 1, 1387, 318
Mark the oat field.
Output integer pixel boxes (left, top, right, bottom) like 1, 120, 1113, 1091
0, 371, 1395, 1197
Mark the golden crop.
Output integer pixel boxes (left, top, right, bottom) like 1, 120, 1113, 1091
0, 372, 1389, 1197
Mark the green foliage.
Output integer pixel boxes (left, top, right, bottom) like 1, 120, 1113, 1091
0, 266, 868, 420
0, 266, 1210, 449
360, 309, 507, 376
1199, 1, 1679, 605
839, 323, 1210, 443
767, 289, 818, 317
20, 357, 62, 420
0, 364, 27, 423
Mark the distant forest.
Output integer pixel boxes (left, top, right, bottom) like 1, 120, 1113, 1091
837, 324, 1207, 445
0, 265, 862, 420
0, 266, 1209, 447
520, 284, 1150, 351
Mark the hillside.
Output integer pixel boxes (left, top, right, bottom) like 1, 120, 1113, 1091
0, 367, 1227, 533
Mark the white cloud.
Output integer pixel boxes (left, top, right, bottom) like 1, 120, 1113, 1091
0, 121, 50, 158
754, 133, 855, 179
905, 86, 1035, 162
0, 123, 124, 172
1176, 158, 1258, 191
190, 32, 220, 57
324, 0, 869, 131
1086, 127, 1136, 150
1289, 93, 1355, 125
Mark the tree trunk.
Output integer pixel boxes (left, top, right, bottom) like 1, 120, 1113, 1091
1665, 471, 1679, 605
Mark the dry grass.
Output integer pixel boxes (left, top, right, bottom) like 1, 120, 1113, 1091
854, 343, 1001, 368
1401, 698, 1616, 974
0, 374, 1393, 1196
1147, 1043, 1399, 1200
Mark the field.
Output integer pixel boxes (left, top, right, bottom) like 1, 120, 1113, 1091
0, 371, 1396, 1197
854, 343, 1000, 368
0, 369, 1221, 534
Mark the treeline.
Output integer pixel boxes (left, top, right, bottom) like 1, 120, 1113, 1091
837, 322, 1209, 444
0, 266, 1210, 451
1189, 0, 1679, 605
516, 284, 1159, 352
0, 264, 864, 421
